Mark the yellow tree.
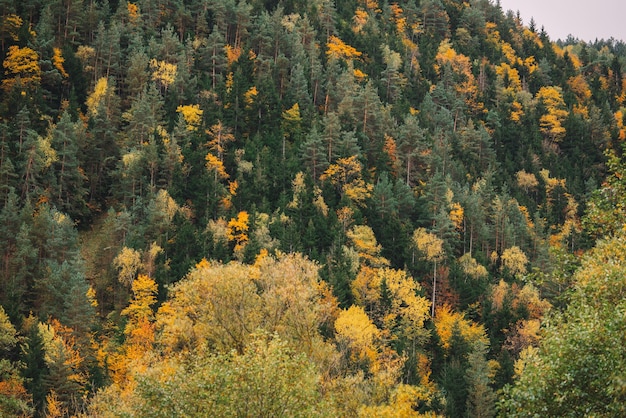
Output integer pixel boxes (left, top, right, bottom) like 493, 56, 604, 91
359, 384, 437, 418
149, 58, 177, 93
205, 153, 229, 180
155, 253, 335, 358
347, 225, 389, 268
2, 45, 41, 92
52, 48, 68, 78
120, 274, 158, 350
335, 305, 380, 369
113, 247, 142, 287
205, 120, 235, 210
413, 228, 444, 317
253, 252, 337, 356
381, 268, 431, 343
500, 246, 528, 278
536, 86, 568, 144
326, 35, 362, 61
105, 274, 158, 388
516, 170, 538, 193
433, 305, 488, 351
321, 155, 373, 207
156, 259, 262, 355
0, 14, 22, 51
458, 253, 488, 281
227, 211, 249, 257
176, 104, 203, 131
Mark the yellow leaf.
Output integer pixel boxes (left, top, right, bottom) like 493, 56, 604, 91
149, 59, 177, 90
176, 104, 203, 130
205, 153, 230, 179
412, 228, 444, 262
127, 2, 140, 23
227, 211, 249, 252
434, 304, 487, 350
224, 44, 242, 65
52, 47, 68, 78
244, 86, 258, 106
335, 305, 379, 353
500, 246, 528, 276
326, 35, 362, 61
86, 77, 108, 116
2, 45, 41, 92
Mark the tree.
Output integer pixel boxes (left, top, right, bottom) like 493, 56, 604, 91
321, 155, 373, 207
90, 333, 334, 417
347, 225, 389, 269
39, 320, 89, 416
206, 120, 235, 163
114, 247, 142, 288
500, 246, 528, 278
434, 39, 483, 119
536, 86, 568, 144
300, 125, 328, 182
149, 58, 177, 94
21, 316, 48, 415
515, 170, 538, 194
125, 48, 151, 99
380, 44, 406, 103
18, 129, 55, 204
226, 211, 249, 257
413, 227, 444, 317
116, 273, 158, 376
326, 35, 362, 61
335, 305, 380, 370
121, 274, 158, 338
50, 112, 87, 220
0, 306, 32, 417
2, 45, 41, 92
583, 150, 626, 240
465, 341, 496, 418
155, 253, 334, 357
499, 234, 626, 417
397, 114, 427, 186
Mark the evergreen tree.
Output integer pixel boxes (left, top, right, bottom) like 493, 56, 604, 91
22, 318, 49, 417
50, 111, 88, 220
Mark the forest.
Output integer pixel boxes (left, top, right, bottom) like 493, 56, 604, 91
1, 0, 626, 416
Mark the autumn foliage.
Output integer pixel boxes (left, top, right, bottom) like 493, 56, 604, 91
0, 0, 625, 416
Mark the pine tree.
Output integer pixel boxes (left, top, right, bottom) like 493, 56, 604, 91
465, 341, 496, 418
300, 125, 328, 181
50, 111, 87, 220
21, 317, 49, 416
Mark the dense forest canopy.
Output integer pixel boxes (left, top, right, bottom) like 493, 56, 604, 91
1, 0, 626, 416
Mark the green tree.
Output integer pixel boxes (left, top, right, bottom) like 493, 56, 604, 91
300, 125, 328, 182
465, 341, 496, 418
49, 111, 88, 220
583, 149, 626, 240
499, 234, 626, 417
21, 316, 49, 416
397, 114, 427, 187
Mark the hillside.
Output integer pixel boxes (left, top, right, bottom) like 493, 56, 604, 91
1, 0, 626, 416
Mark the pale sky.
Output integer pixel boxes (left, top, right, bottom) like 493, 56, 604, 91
497, 0, 626, 42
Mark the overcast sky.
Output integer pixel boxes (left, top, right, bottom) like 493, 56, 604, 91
497, 0, 626, 42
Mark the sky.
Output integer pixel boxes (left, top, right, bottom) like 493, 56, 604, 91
497, 0, 626, 42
